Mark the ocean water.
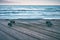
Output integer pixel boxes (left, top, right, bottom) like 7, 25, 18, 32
0, 5, 60, 19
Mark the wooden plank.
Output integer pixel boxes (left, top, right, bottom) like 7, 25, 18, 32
0, 20, 58, 40
0, 23, 39, 40
0, 19, 60, 40
0, 31, 16, 40
14, 20, 60, 40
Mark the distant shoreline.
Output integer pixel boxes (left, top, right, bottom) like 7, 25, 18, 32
0, 18, 60, 20
0, 4, 60, 6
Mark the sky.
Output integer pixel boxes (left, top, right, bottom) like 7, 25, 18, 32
0, 0, 60, 5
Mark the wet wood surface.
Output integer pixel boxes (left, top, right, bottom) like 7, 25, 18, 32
0, 19, 60, 40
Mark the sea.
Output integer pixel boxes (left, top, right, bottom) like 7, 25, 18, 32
0, 5, 60, 19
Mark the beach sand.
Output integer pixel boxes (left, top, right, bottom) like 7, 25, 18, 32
0, 19, 60, 40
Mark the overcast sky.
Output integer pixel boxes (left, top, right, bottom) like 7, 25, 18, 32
0, 0, 60, 5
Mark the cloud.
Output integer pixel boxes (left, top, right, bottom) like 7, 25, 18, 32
0, 0, 60, 5
0, 0, 5, 2
0, 0, 9, 3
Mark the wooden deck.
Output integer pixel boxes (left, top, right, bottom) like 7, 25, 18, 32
0, 19, 60, 40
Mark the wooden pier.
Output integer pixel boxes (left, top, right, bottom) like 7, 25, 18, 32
0, 19, 60, 40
